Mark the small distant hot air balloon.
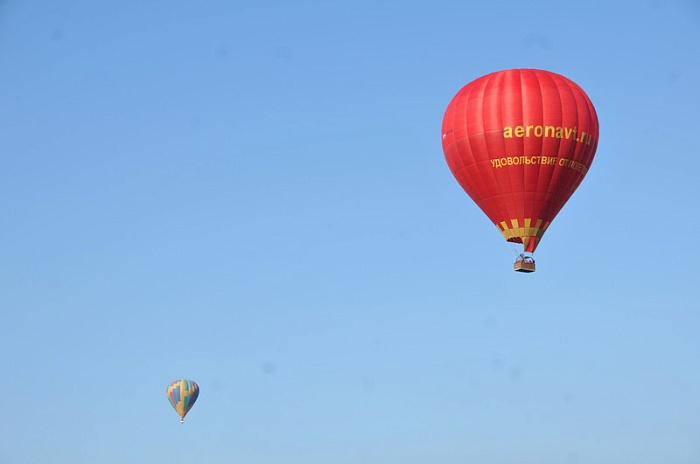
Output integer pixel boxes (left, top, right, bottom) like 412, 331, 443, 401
166, 379, 199, 423
441, 69, 599, 272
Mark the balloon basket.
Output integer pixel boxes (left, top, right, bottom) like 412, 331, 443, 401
514, 261, 535, 272
514, 254, 535, 273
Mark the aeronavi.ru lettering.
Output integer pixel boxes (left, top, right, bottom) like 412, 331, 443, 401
502, 125, 595, 146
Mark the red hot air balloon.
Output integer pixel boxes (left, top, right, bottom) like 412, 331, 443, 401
441, 69, 599, 272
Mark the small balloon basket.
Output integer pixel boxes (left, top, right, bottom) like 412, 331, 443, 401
514, 254, 535, 273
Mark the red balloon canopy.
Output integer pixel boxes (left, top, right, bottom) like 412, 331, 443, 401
441, 69, 599, 253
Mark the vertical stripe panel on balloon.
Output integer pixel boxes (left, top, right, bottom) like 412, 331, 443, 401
493, 70, 526, 237
479, 73, 515, 230
520, 70, 545, 246
534, 71, 563, 231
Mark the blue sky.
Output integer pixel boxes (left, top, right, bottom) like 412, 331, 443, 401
1, 0, 699, 463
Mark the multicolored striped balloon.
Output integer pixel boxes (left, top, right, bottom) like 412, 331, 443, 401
166, 379, 199, 423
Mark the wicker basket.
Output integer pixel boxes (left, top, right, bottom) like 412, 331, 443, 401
514, 261, 536, 273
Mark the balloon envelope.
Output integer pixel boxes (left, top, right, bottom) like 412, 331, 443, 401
441, 69, 599, 253
166, 379, 199, 422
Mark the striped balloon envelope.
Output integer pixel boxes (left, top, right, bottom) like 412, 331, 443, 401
166, 379, 199, 423
441, 69, 599, 270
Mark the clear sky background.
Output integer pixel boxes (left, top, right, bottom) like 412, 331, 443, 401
1, 1, 699, 463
